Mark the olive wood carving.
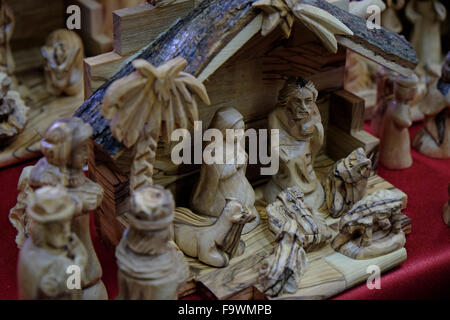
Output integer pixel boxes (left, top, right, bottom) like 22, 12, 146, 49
264, 77, 325, 210
266, 186, 331, 253
413, 52, 450, 159
253, 0, 353, 53
0, 73, 29, 146
261, 186, 331, 296
331, 189, 406, 259
41, 30, 84, 96
116, 185, 189, 299
406, 0, 446, 71
379, 73, 419, 169
174, 199, 256, 268
9, 118, 107, 299
258, 220, 308, 297
325, 148, 372, 218
190, 107, 259, 233
18, 186, 88, 300
102, 57, 210, 191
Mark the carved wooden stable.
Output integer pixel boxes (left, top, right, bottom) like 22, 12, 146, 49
75, 0, 417, 299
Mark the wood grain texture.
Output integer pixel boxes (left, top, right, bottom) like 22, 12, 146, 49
113, 1, 196, 56
302, 0, 417, 74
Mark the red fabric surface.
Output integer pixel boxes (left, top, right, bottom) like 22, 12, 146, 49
0, 122, 449, 300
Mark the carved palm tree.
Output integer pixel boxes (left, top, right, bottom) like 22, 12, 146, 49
253, 0, 353, 53
102, 57, 210, 191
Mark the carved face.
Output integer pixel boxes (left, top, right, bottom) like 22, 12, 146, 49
69, 139, 90, 169
396, 85, 417, 102
348, 150, 371, 179
226, 200, 256, 225
54, 42, 67, 66
43, 220, 72, 248
287, 87, 315, 121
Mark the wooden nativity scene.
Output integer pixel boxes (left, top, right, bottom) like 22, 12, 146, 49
9, 0, 429, 300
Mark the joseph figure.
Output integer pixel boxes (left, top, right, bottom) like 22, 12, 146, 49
264, 77, 324, 209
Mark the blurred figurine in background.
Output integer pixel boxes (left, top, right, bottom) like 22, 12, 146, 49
371, 66, 397, 137
381, 0, 405, 34
18, 186, 88, 300
116, 186, 188, 299
0, 1, 15, 75
41, 30, 84, 96
379, 73, 419, 169
413, 52, 450, 158
9, 118, 107, 299
0, 73, 29, 146
406, 0, 447, 72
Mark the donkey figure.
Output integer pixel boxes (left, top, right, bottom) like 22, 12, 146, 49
174, 199, 255, 267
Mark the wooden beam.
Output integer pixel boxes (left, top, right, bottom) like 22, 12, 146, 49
83, 51, 124, 98
304, 0, 418, 75
329, 89, 364, 133
113, 1, 196, 56
198, 14, 262, 81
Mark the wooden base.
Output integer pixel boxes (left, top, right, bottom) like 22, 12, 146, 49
0, 70, 84, 168
98, 153, 409, 300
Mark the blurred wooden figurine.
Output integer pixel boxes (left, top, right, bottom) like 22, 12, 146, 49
190, 107, 259, 233
381, 0, 405, 33
264, 77, 324, 209
371, 66, 397, 137
116, 186, 189, 299
413, 52, 450, 158
0, 1, 15, 74
406, 0, 447, 71
9, 118, 107, 299
18, 186, 88, 300
443, 184, 450, 226
0, 73, 29, 146
174, 199, 255, 268
41, 30, 84, 96
379, 73, 419, 169
325, 148, 372, 218
345, 0, 387, 107
332, 189, 406, 259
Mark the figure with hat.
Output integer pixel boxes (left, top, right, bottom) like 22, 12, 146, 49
264, 77, 324, 209
9, 117, 107, 299
190, 106, 259, 233
17, 186, 88, 300
115, 185, 189, 299
379, 73, 419, 169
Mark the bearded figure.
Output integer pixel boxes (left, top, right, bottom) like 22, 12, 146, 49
264, 77, 324, 209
